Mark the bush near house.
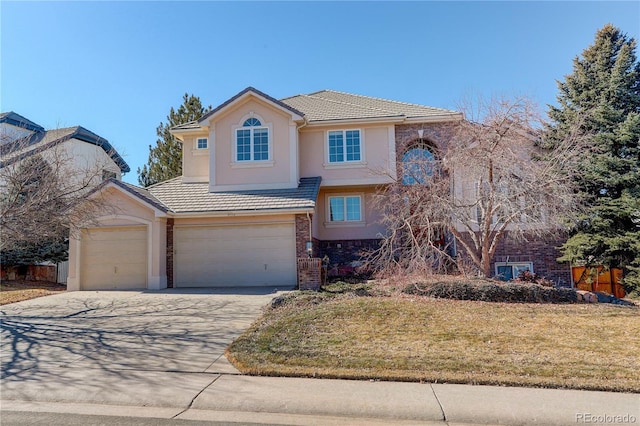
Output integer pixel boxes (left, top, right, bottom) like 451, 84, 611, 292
403, 279, 578, 304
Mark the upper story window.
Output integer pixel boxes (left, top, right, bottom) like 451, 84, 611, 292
196, 137, 208, 149
236, 118, 269, 162
328, 195, 362, 222
402, 143, 436, 185
328, 130, 361, 163
102, 170, 117, 181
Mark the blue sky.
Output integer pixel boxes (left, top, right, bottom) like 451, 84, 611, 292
2, 1, 639, 185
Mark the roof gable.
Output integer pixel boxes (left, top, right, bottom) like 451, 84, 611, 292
197, 87, 305, 126
0, 124, 130, 173
0, 111, 45, 132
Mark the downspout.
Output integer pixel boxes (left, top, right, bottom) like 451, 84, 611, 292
306, 211, 313, 257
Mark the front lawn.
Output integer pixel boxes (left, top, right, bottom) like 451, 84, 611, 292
227, 284, 640, 392
0, 281, 66, 305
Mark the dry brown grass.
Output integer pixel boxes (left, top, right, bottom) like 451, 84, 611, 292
228, 288, 640, 392
0, 280, 66, 305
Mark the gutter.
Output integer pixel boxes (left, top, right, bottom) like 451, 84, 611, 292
167, 207, 315, 219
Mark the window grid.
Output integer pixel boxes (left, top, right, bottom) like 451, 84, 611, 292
236, 118, 269, 162
196, 138, 208, 149
328, 132, 344, 163
345, 131, 361, 161
329, 196, 362, 222
236, 129, 251, 161
328, 130, 361, 163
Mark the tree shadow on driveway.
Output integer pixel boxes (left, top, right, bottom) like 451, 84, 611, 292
0, 290, 279, 405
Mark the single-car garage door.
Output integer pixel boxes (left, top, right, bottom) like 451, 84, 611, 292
80, 226, 147, 290
174, 223, 296, 287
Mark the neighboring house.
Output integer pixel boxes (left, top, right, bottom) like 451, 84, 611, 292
0, 112, 130, 282
0, 111, 129, 182
66, 87, 571, 291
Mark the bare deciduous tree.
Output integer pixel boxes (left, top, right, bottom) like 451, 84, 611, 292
369, 96, 588, 278
0, 131, 114, 257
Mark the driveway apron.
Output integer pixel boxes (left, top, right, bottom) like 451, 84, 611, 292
0, 288, 280, 407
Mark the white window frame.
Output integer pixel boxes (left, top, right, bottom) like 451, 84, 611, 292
325, 194, 365, 227
494, 261, 534, 281
233, 115, 272, 164
326, 129, 363, 165
196, 137, 208, 150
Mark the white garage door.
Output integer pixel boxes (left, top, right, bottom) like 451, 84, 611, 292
174, 223, 296, 287
80, 226, 147, 290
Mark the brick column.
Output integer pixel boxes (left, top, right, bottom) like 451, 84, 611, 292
295, 214, 312, 258
166, 218, 174, 288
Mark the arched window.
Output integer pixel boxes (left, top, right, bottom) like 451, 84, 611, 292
236, 117, 269, 161
402, 143, 436, 185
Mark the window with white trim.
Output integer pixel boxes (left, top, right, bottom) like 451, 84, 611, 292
495, 262, 533, 281
196, 137, 208, 149
236, 118, 269, 161
328, 195, 362, 222
328, 130, 361, 163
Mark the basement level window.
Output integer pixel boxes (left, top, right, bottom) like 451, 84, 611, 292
495, 262, 533, 281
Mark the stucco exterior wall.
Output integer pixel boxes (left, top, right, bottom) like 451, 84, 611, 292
209, 98, 298, 191
313, 186, 385, 241
181, 133, 210, 183
67, 187, 167, 291
299, 125, 395, 186
62, 139, 122, 182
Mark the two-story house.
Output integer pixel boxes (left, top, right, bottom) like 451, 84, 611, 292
1, 111, 130, 282
66, 87, 570, 291
1, 111, 129, 182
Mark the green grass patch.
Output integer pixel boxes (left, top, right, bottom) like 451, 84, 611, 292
228, 288, 640, 392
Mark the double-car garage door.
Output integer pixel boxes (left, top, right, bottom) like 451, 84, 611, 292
174, 223, 296, 287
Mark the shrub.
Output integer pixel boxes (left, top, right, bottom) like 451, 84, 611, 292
404, 280, 577, 304
513, 270, 554, 287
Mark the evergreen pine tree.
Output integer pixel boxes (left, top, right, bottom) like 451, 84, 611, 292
137, 94, 211, 187
548, 24, 640, 293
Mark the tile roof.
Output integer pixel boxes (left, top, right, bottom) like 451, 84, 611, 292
0, 125, 130, 173
144, 176, 321, 214
281, 90, 460, 122
116, 180, 170, 212
172, 121, 201, 130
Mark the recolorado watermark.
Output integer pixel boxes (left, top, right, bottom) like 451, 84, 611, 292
576, 413, 637, 424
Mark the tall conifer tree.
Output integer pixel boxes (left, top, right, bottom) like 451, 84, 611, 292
547, 25, 640, 293
138, 94, 211, 187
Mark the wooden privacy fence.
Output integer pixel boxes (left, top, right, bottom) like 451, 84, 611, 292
572, 266, 625, 298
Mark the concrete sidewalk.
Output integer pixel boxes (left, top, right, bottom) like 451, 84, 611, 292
2, 373, 639, 425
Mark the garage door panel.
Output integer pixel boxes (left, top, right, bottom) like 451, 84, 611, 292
81, 227, 147, 290
175, 224, 296, 287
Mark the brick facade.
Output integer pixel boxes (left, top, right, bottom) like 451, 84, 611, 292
395, 123, 457, 160
166, 218, 174, 288
317, 239, 381, 266
297, 258, 321, 290
295, 214, 313, 258
491, 232, 571, 286
456, 231, 572, 286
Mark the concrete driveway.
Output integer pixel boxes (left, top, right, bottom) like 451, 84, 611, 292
0, 288, 282, 407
